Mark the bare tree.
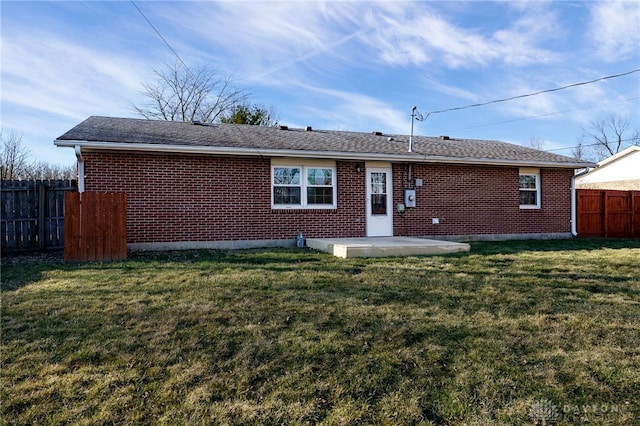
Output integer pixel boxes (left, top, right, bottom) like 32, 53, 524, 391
526, 136, 546, 151
571, 141, 586, 161
132, 63, 249, 123
27, 161, 76, 180
569, 135, 598, 162
1, 129, 76, 180
582, 114, 640, 160
1, 130, 31, 180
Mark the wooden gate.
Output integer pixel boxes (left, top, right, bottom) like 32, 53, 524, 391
64, 192, 127, 261
577, 189, 640, 238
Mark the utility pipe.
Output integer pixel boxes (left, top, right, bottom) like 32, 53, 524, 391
571, 174, 577, 236
75, 145, 85, 193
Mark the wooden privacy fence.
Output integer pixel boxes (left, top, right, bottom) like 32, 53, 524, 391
64, 192, 127, 261
577, 189, 640, 238
1, 179, 76, 252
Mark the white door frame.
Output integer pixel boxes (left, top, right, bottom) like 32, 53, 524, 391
366, 164, 393, 237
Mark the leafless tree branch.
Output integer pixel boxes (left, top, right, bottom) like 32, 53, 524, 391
1, 130, 31, 180
132, 63, 249, 123
0, 130, 75, 180
582, 114, 639, 160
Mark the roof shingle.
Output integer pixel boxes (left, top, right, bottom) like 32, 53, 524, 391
56, 116, 592, 168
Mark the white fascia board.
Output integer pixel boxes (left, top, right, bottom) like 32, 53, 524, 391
416, 155, 595, 169
597, 146, 640, 167
54, 139, 594, 169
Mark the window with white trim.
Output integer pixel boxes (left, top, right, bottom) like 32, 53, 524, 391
272, 160, 336, 208
519, 168, 540, 209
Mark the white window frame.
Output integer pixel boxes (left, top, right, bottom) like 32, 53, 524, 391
519, 168, 541, 209
271, 159, 337, 209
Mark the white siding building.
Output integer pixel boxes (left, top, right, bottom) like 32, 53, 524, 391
575, 146, 640, 190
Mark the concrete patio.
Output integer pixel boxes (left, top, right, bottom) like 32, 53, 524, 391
306, 237, 470, 259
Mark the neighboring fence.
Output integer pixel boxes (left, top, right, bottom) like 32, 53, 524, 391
1, 180, 77, 252
64, 192, 127, 261
577, 189, 640, 238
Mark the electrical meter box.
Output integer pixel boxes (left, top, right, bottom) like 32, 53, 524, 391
404, 189, 416, 208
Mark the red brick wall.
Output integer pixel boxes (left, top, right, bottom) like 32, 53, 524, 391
83, 152, 573, 243
391, 163, 573, 237
83, 152, 365, 243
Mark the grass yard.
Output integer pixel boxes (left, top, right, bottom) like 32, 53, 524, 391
2, 239, 639, 425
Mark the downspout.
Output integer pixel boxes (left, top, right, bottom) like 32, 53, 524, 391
570, 174, 577, 237
75, 145, 85, 193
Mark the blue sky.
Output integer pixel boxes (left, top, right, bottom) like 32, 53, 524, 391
2, 1, 639, 166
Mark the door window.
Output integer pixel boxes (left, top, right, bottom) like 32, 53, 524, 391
370, 172, 387, 215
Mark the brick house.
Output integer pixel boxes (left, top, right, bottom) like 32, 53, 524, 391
55, 116, 593, 250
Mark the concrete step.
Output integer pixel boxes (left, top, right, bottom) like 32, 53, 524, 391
306, 237, 470, 259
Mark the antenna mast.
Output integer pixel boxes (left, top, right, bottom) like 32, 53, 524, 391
409, 106, 417, 153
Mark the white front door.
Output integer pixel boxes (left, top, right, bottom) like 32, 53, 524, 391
366, 166, 393, 237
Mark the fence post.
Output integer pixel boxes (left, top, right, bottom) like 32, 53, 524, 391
602, 191, 608, 238
38, 181, 46, 250
633, 191, 638, 238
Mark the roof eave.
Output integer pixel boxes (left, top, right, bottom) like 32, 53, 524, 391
54, 139, 595, 169
596, 145, 640, 167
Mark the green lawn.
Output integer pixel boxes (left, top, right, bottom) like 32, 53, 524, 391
2, 239, 639, 425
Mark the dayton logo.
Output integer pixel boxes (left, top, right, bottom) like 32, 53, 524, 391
529, 399, 560, 425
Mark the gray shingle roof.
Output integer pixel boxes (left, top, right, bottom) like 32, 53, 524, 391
56, 116, 592, 168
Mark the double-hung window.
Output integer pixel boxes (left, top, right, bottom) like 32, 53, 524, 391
273, 167, 302, 205
272, 160, 336, 209
519, 168, 540, 209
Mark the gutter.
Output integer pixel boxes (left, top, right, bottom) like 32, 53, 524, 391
75, 145, 85, 193
574, 166, 592, 177
55, 140, 596, 169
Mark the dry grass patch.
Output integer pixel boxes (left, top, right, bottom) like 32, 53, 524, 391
2, 239, 639, 425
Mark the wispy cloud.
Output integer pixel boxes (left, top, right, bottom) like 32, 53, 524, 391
2, 34, 147, 120
152, 1, 561, 76
253, 28, 367, 80
286, 83, 408, 134
421, 78, 480, 103
491, 6, 563, 65
354, 2, 560, 69
589, 2, 640, 61
1, 3, 155, 164
154, 2, 355, 78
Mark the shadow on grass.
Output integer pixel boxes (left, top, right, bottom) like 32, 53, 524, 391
0, 247, 315, 289
1, 251, 72, 292
4, 238, 638, 292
